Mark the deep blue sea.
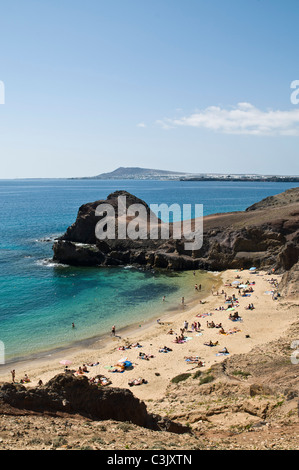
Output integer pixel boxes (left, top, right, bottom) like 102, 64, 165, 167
0, 179, 298, 362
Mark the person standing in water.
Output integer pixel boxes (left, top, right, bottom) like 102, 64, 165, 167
111, 325, 116, 336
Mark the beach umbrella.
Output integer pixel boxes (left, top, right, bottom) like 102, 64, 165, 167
118, 357, 128, 363
232, 281, 240, 284
59, 360, 72, 366
249, 267, 257, 271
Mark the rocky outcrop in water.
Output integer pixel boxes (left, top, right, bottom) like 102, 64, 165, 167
52, 188, 299, 272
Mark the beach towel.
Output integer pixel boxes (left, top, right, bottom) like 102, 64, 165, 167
216, 352, 230, 356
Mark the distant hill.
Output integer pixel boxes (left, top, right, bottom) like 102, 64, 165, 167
72, 167, 299, 182
77, 167, 187, 180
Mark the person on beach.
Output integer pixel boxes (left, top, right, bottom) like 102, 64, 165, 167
21, 374, 30, 383
111, 325, 116, 336
11, 370, 15, 383
218, 347, 229, 354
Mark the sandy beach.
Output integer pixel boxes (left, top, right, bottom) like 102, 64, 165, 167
0, 268, 294, 403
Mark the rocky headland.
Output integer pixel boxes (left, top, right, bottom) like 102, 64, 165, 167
52, 187, 299, 276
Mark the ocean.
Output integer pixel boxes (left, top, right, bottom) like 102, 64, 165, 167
0, 179, 298, 362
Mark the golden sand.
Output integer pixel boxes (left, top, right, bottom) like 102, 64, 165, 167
0, 269, 293, 403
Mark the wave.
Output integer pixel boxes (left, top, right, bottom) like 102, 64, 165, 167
35, 258, 69, 268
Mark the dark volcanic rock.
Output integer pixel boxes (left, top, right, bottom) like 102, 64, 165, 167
0, 374, 189, 433
53, 188, 299, 272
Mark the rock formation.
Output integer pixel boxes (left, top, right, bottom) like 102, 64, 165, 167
0, 373, 189, 434
52, 187, 299, 272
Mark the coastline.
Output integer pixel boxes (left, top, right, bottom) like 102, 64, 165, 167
0, 269, 218, 373
1, 267, 295, 404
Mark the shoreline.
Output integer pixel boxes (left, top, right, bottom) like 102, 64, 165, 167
0, 270, 219, 374
1, 268, 294, 404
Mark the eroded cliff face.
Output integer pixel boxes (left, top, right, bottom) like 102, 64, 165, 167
279, 260, 299, 298
52, 188, 299, 272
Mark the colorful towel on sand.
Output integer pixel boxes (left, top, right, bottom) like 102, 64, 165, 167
185, 357, 200, 362
196, 313, 213, 318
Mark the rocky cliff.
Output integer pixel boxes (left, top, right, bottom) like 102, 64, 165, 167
52, 188, 299, 273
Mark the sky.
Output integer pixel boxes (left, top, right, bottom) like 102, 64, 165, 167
1, 0, 299, 178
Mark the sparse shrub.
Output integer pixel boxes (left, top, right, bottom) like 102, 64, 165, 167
193, 370, 202, 379
199, 374, 214, 385
232, 370, 251, 378
171, 373, 191, 384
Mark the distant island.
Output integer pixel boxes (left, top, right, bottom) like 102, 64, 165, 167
72, 167, 188, 180
71, 167, 299, 182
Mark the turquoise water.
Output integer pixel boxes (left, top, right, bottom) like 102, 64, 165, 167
0, 179, 298, 361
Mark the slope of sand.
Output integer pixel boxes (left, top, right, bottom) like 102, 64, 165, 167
0, 269, 293, 403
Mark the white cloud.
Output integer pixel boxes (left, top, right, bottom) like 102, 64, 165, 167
157, 103, 299, 136
137, 122, 147, 128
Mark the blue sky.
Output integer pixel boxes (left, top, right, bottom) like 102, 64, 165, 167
1, 0, 299, 178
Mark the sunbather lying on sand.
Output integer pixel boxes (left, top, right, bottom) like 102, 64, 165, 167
159, 346, 172, 353
138, 352, 155, 360
128, 378, 147, 386
90, 375, 111, 386
184, 356, 201, 363
110, 362, 126, 372
204, 340, 219, 347
118, 342, 142, 351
